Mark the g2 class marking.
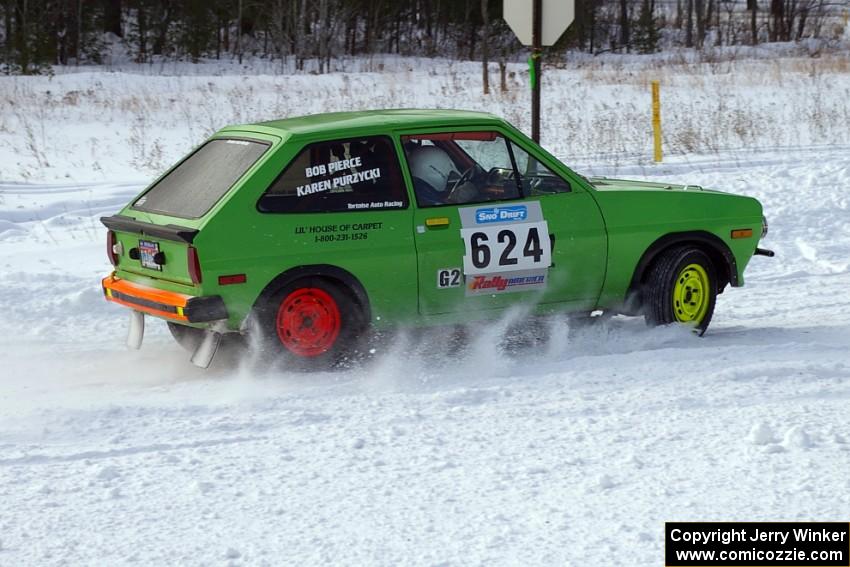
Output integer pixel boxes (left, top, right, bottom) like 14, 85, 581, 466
437, 268, 462, 288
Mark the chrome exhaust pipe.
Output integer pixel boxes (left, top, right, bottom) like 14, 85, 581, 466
127, 310, 145, 350
190, 323, 225, 369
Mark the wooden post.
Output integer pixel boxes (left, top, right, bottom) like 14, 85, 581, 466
651, 80, 662, 163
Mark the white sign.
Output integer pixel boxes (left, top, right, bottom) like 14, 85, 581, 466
458, 202, 551, 296
503, 0, 575, 46
461, 221, 551, 275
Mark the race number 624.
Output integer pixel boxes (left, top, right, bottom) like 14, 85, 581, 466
461, 222, 551, 275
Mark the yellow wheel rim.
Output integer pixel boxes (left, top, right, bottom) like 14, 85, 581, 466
673, 263, 710, 323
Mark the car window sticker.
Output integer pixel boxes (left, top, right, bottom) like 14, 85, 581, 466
297, 154, 383, 198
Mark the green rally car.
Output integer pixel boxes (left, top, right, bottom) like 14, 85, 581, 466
101, 109, 772, 368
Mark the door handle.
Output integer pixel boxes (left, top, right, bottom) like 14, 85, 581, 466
425, 217, 450, 228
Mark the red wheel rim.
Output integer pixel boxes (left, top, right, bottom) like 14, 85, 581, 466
276, 288, 341, 357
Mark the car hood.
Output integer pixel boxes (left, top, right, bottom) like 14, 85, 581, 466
588, 177, 722, 194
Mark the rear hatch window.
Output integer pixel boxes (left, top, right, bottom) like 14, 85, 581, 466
133, 138, 269, 219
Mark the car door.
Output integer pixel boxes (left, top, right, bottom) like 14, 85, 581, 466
397, 128, 607, 316
249, 134, 419, 324
507, 137, 609, 312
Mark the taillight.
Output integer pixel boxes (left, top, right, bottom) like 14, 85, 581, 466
107, 230, 118, 266
187, 246, 202, 284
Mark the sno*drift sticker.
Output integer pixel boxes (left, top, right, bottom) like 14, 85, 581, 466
475, 205, 528, 224
458, 201, 550, 296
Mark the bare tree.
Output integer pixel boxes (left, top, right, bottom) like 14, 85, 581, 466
749, 0, 758, 44
236, 0, 242, 63
619, 0, 630, 50
695, 0, 705, 47
481, 0, 489, 94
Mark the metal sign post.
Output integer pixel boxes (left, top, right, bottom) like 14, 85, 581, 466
531, 0, 542, 143
503, 0, 575, 144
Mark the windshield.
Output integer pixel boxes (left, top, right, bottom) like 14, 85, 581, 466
401, 131, 571, 208
132, 138, 269, 219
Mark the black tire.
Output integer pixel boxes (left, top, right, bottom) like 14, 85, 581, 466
167, 322, 205, 352
642, 246, 717, 335
255, 277, 367, 369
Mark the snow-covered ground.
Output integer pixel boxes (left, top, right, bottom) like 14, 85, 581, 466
1, 52, 850, 182
2, 144, 849, 566
1, 56, 850, 565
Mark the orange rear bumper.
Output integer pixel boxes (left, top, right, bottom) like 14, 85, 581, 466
102, 274, 227, 323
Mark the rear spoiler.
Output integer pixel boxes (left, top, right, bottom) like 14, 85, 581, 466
101, 215, 199, 244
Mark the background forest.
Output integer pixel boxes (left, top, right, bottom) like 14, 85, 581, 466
1, 0, 848, 75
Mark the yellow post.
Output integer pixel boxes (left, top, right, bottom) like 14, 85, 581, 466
651, 80, 662, 163
844, 9, 849, 26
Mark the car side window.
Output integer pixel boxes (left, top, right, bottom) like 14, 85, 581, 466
508, 142, 572, 195
401, 132, 522, 208
258, 136, 408, 213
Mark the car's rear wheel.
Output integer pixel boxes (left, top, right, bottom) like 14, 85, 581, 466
258, 278, 366, 368
643, 246, 717, 335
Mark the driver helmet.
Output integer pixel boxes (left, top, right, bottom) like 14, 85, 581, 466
408, 146, 459, 193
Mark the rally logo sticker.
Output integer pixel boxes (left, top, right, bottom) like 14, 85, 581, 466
467, 273, 546, 293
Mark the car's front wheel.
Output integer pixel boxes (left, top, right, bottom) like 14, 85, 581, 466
642, 246, 717, 335
258, 278, 367, 368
